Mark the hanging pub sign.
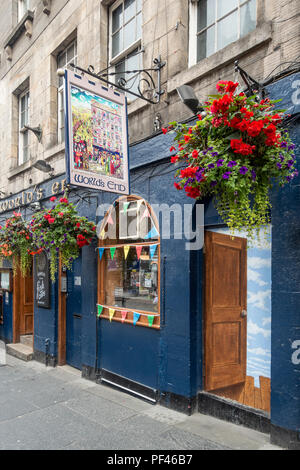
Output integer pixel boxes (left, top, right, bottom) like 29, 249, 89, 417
34, 250, 51, 309
64, 69, 130, 195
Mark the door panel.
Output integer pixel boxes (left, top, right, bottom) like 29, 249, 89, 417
66, 257, 82, 370
204, 231, 247, 391
20, 267, 34, 335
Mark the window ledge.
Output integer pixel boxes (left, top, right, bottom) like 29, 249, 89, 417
167, 22, 272, 94
44, 142, 65, 161
4, 11, 35, 49
8, 158, 33, 180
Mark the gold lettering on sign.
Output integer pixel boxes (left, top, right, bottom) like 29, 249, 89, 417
61, 179, 67, 193
15, 197, 21, 208
37, 188, 44, 200
52, 182, 60, 194
26, 192, 33, 203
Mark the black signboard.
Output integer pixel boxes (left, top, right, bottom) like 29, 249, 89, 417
34, 251, 51, 309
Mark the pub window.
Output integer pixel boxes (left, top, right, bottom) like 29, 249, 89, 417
189, 0, 257, 66
98, 196, 160, 328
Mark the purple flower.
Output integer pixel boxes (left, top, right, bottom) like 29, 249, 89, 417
280, 142, 288, 148
287, 160, 294, 168
211, 152, 219, 157
239, 166, 248, 175
228, 161, 237, 168
286, 175, 293, 182
222, 172, 231, 179
210, 181, 217, 187
217, 159, 224, 167
251, 170, 256, 181
288, 144, 295, 151
196, 169, 204, 182
207, 163, 215, 169
276, 163, 282, 169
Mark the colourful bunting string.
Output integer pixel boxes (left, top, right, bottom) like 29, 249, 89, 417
124, 245, 130, 259
149, 244, 158, 259
109, 309, 115, 322
98, 247, 105, 261
148, 315, 155, 327
97, 305, 103, 317
110, 247, 117, 259
133, 312, 141, 326
100, 229, 106, 239
136, 245, 142, 260
107, 214, 114, 225
145, 226, 159, 239
121, 310, 128, 323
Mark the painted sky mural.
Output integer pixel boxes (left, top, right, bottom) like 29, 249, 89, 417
208, 226, 271, 387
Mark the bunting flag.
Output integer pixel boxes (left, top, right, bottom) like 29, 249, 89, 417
133, 312, 141, 326
109, 308, 115, 322
136, 245, 142, 260
124, 245, 130, 260
97, 305, 103, 317
121, 310, 128, 323
141, 207, 150, 220
148, 315, 155, 327
110, 247, 117, 259
107, 214, 114, 225
149, 244, 158, 259
100, 229, 106, 239
145, 226, 159, 240
123, 202, 130, 213
98, 247, 105, 261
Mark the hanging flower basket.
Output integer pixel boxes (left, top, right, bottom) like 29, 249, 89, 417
166, 81, 297, 241
0, 211, 33, 276
30, 196, 97, 281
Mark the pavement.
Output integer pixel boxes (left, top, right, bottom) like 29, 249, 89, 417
0, 355, 283, 451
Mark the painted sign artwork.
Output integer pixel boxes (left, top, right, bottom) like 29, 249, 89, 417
65, 71, 130, 194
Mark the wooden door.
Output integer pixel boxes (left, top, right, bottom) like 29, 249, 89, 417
204, 231, 247, 391
20, 267, 34, 335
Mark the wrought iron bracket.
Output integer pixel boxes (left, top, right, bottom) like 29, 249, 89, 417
70, 56, 166, 104
234, 60, 267, 99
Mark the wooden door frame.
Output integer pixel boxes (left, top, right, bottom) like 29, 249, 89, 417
12, 265, 35, 345
58, 257, 67, 366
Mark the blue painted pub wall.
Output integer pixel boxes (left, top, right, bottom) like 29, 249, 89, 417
0, 72, 299, 438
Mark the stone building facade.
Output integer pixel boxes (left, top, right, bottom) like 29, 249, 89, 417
0, 0, 299, 197
0, 0, 299, 450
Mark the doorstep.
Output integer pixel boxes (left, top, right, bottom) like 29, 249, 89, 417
6, 342, 33, 362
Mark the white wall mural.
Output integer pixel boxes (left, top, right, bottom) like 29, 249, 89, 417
207, 226, 271, 387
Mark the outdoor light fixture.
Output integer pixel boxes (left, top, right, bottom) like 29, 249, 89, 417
176, 85, 204, 115
22, 124, 43, 142
32, 160, 54, 174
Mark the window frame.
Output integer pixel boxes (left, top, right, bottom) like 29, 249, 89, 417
98, 195, 161, 329
18, 88, 30, 166
18, 0, 30, 22
109, 0, 143, 101
57, 39, 77, 144
189, 0, 257, 67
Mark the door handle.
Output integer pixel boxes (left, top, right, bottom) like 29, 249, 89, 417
73, 314, 82, 319
241, 309, 247, 318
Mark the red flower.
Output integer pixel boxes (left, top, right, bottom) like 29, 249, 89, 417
50, 196, 57, 202
247, 120, 264, 137
231, 138, 256, 155
169, 146, 176, 152
60, 198, 69, 204
171, 155, 179, 163
174, 182, 182, 190
76, 222, 81, 228
185, 186, 201, 199
180, 167, 199, 178
184, 135, 191, 143
162, 128, 168, 134
237, 119, 250, 132
48, 217, 55, 224
192, 150, 199, 159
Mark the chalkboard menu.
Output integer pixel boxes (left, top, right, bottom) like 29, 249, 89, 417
34, 251, 51, 308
